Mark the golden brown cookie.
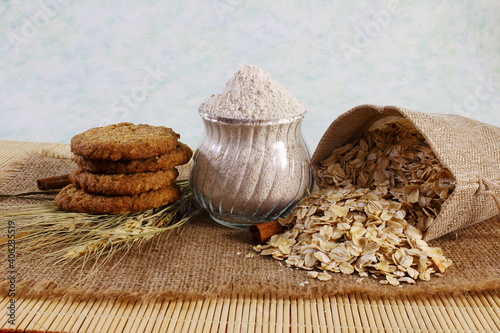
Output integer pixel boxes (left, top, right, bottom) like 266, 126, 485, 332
70, 122, 180, 161
55, 183, 181, 214
74, 142, 193, 174
70, 168, 179, 196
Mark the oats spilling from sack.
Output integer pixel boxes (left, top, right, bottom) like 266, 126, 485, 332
254, 117, 455, 285
318, 117, 455, 233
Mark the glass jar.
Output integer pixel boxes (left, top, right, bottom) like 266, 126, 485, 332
189, 110, 313, 229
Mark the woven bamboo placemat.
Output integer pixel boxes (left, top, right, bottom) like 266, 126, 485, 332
1, 291, 499, 332
0, 140, 498, 333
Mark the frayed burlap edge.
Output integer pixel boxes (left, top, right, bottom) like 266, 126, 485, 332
0, 150, 72, 189
1, 269, 499, 303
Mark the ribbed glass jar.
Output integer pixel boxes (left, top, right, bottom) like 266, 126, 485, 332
189, 110, 313, 229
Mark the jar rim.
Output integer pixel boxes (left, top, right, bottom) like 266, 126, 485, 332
198, 108, 306, 125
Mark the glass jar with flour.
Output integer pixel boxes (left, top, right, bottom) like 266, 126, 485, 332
189, 65, 313, 229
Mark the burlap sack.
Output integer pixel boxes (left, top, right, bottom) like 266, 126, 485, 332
310, 104, 500, 241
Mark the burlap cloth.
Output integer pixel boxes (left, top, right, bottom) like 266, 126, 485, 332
0, 153, 498, 301
310, 105, 500, 241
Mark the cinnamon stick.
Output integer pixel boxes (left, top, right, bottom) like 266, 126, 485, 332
249, 220, 286, 244
37, 174, 71, 190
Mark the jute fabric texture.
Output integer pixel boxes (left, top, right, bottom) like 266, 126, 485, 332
0, 153, 498, 301
311, 105, 500, 241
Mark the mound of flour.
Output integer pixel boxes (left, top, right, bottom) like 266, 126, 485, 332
200, 65, 305, 120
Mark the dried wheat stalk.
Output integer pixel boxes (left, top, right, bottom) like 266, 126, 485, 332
0, 180, 200, 272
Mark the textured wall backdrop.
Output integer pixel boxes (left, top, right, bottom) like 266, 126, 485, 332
1, 0, 499, 151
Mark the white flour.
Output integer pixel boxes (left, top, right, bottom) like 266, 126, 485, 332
200, 64, 305, 119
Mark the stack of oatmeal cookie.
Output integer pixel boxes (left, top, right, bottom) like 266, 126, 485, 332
55, 123, 192, 214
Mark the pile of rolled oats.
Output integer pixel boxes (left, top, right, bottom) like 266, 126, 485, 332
318, 117, 455, 233
254, 118, 455, 285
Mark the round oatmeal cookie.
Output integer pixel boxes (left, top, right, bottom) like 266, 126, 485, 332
70, 122, 180, 161
55, 183, 181, 214
74, 142, 193, 174
70, 168, 179, 196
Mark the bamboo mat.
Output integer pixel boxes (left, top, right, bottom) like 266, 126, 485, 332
1, 291, 499, 333
0, 140, 499, 333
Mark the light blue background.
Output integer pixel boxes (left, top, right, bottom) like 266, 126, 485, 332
1, 0, 499, 151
